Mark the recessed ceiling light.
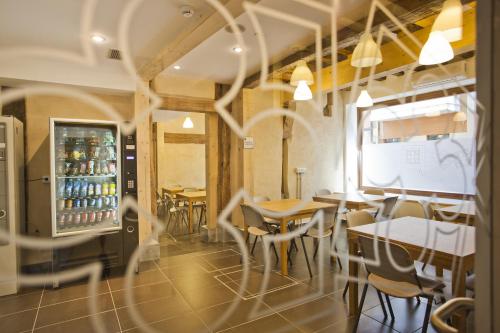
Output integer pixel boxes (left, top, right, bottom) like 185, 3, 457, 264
232, 46, 243, 54
173, 65, 181, 70
90, 33, 107, 44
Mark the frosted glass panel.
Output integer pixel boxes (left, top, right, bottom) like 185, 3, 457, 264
361, 93, 476, 194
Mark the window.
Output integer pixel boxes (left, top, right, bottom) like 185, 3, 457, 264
360, 93, 476, 195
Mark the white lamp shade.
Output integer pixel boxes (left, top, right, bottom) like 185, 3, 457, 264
182, 116, 194, 129
432, 0, 463, 42
293, 81, 313, 101
419, 31, 454, 65
351, 33, 383, 68
290, 60, 314, 86
356, 89, 373, 108
453, 111, 467, 122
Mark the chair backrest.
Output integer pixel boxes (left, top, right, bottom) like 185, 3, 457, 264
358, 235, 419, 286
364, 188, 385, 196
393, 200, 428, 219
253, 196, 271, 203
315, 188, 331, 196
310, 206, 338, 230
240, 204, 266, 228
377, 196, 399, 219
346, 210, 375, 228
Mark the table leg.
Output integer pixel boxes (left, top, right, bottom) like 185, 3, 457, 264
280, 220, 288, 276
436, 265, 443, 278
348, 239, 359, 316
188, 201, 193, 233
451, 264, 467, 332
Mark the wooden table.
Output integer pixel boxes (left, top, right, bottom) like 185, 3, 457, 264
163, 186, 184, 196
313, 192, 393, 210
347, 217, 475, 330
388, 193, 473, 207
434, 201, 476, 224
176, 191, 206, 233
256, 199, 336, 276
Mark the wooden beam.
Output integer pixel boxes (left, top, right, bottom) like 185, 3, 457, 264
215, 84, 232, 219
164, 132, 206, 144
205, 113, 219, 236
139, 0, 259, 81
230, 90, 244, 228
158, 94, 215, 113
313, 6, 476, 92
244, 0, 476, 88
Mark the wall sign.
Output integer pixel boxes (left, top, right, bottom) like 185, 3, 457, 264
244, 137, 255, 149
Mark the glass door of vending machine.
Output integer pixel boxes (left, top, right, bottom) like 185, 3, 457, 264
50, 119, 121, 237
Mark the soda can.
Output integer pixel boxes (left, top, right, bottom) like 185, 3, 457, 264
57, 213, 65, 228
89, 198, 96, 207
96, 197, 103, 209
104, 209, 111, 220
110, 196, 117, 208
96, 210, 103, 222
73, 199, 81, 208
102, 182, 109, 196
57, 199, 65, 211
65, 199, 73, 209
81, 212, 88, 224
95, 183, 102, 196
66, 212, 74, 224
87, 160, 94, 175
74, 212, 81, 224
111, 209, 117, 221
103, 196, 110, 208
89, 211, 96, 223
82, 198, 88, 208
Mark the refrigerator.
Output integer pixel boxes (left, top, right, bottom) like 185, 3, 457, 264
50, 118, 121, 238
0, 116, 24, 296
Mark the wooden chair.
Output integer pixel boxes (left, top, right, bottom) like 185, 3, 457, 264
294, 207, 339, 278
364, 188, 385, 195
353, 235, 446, 333
240, 204, 279, 262
393, 200, 429, 219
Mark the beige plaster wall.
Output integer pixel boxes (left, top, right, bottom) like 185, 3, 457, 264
243, 88, 283, 200
156, 112, 206, 192
152, 75, 215, 99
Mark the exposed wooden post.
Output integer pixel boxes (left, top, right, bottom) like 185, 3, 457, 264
205, 113, 219, 239
135, 81, 153, 244
230, 90, 244, 228
215, 84, 232, 220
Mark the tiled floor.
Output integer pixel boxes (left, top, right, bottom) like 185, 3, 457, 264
0, 221, 469, 333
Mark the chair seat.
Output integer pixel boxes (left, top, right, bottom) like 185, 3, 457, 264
306, 228, 333, 239
248, 226, 269, 236
368, 274, 445, 298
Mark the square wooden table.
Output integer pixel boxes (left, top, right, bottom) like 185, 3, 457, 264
347, 217, 475, 329
434, 201, 476, 224
163, 186, 184, 196
256, 199, 336, 276
176, 191, 207, 233
313, 192, 393, 210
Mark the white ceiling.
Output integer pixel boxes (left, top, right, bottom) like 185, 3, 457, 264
161, 0, 373, 83
0, 0, 373, 91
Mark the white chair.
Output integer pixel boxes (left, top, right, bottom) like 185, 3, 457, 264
240, 204, 279, 262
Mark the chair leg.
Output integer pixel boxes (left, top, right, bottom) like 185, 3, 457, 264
385, 294, 395, 321
251, 235, 258, 255
376, 290, 388, 319
352, 284, 369, 333
245, 233, 249, 244
270, 242, 279, 262
300, 236, 313, 278
312, 241, 319, 260
422, 296, 434, 333
342, 282, 349, 299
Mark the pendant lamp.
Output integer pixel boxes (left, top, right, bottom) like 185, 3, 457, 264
290, 60, 314, 86
351, 33, 383, 68
453, 111, 467, 122
432, 0, 463, 42
293, 81, 313, 101
183, 116, 194, 129
356, 90, 373, 108
419, 31, 454, 65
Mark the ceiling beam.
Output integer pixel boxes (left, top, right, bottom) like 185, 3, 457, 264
139, 0, 259, 81
157, 93, 215, 113
313, 6, 476, 92
243, 0, 475, 88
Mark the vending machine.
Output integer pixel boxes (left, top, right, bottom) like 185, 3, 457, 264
0, 116, 25, 296
50, 118, 121, 237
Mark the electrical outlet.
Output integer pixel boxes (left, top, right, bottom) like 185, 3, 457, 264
42, 176, 50, 184
295, 167, 306, 174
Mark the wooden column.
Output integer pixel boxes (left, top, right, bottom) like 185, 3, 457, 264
230, 90, 244, 228
135, 82, 153, 244
205, 113, 219, 239
216, 84, 232, 219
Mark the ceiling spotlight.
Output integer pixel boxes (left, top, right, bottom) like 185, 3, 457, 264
180, 5, 194, 18
173, 65, 181, 70
90, 33, 107, 44
232, 46, 243, 54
